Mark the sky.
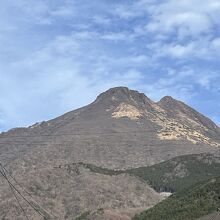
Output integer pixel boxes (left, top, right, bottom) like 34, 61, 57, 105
0, 0, 220, 131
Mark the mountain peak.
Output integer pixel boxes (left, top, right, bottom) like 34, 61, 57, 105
95, 87, 152, 105
159, 95, 177, 104
158, 95, 185, 111
100, 87, 131, 97
158, 95, 219, 135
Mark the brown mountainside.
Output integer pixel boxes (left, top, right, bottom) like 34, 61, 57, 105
0, 87, 219, 219
1, 87, 219, 169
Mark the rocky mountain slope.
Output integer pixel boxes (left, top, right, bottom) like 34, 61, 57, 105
1, 87, 219, 169
0, 87, 220, 219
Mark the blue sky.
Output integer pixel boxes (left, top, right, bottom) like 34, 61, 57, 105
1, 0, 220, 131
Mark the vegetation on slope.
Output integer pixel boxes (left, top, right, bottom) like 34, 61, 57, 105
79, 154, 220, 192
132, 176, 220, 220
127, 154, 220, 192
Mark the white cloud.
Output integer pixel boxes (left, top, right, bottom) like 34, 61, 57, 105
146, 0, 220, 37
50, 6, 75, 18
100, 32, 134, 42
93, 15, 111, 25
138, 0, 220, 61
1, 0, 220, 130
147, 37, 220, 60
146, 11, 212, 38
165, 43, 195, 58
119, 69, 143, 81
0, 29, 148, 130
141, 67, 220, 103
212, 38, 220, 49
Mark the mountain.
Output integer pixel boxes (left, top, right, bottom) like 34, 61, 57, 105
0, 87, 220, 219
132, 176, 220, 220
1, 87, 219, 169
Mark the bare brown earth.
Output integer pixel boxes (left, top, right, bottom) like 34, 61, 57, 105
0, 87, 220, 219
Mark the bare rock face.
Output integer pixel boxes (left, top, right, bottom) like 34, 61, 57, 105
0, 87, 220, 219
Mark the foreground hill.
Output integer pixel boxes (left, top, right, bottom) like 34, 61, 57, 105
132, 176, 220, 220
0, 87, 220, 219
0, 165, 162, 219
76, 153, 220, 193
127, 153, 220, 192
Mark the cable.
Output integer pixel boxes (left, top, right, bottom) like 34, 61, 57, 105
1, 165, 33, 198
1, 164, 56, 219
0, 167, 30, 220
0, 164, 47, 219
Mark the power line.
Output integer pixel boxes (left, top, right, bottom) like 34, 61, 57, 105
1, 165, 33, 198
1, 164, 56, 219
0, 166, 30, 220
0, 127, 218, 219
0, 163, 48, 219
